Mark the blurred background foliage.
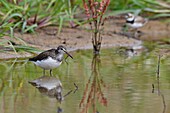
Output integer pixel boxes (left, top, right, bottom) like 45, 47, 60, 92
0, 0, 170, 52
1, 0, 170, 33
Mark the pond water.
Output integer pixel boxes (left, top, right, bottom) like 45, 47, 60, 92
0, 47, 170, 113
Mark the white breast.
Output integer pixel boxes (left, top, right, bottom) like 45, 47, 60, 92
33, 57, 62, 70
127, 23, 144, 28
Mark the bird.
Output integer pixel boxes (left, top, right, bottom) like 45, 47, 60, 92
29, 45, 73, 76
125, 13, 148, 30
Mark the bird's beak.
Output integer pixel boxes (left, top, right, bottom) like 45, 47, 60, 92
63, 49, 73, 59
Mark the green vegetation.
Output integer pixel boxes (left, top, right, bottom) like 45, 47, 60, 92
0, 0, 79, 32
0, 0, 170, 53
0, 0, 79, 53
108, 0, 170, 16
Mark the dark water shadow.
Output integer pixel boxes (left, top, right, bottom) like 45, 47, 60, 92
79, 55, 107, 113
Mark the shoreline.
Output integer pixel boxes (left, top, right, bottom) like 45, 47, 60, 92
1, 20, 169, 60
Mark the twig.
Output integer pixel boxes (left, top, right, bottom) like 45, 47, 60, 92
152, 55, 166, 113
63, 83, 78, 98
152, 84, 154, 93
73, 83, 78, 93
157, 55, 161, 78
63, 90, 73, 98
161, 93, 166, 113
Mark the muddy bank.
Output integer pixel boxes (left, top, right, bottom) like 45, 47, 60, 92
0, 19, 170, 59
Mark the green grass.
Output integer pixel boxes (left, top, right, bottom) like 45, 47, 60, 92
1, 0, 169, 33
106, 0, 170, 19
0, 0, 79, 53
0, 0, 79, 33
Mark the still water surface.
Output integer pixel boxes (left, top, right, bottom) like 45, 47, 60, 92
0, 48, 170, 113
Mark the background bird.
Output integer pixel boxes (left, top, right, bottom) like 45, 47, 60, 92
125, 13, 148, 30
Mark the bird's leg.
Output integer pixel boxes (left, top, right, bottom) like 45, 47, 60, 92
43, 69, 45, 76
50, 69, 52, 76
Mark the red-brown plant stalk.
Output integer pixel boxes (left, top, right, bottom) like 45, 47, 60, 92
82, 0, 110, 54
79, 55, 107, 113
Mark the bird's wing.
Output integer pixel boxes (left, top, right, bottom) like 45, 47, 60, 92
135, 16, 147, 24
29, 49, 56, 61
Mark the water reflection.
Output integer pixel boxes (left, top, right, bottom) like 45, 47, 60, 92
1, 49, 170, 113
152, 55, 166, 113
116, 45, 145, 59
79, 55, 107, 113
29, 76, 63, 102
152, 77, 166, 113
57, 107, 63, 113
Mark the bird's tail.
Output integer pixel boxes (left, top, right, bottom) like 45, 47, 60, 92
29, 58, 34, 61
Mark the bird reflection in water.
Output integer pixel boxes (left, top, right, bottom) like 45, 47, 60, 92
29, 75, 78, 113
79, 55, 107, 113
29, 76, 63, 102
29, 75, 78, 102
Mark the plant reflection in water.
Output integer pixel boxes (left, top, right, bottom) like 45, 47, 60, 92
152, 77, 166, 113
152, 55, 166, 113
79, 55, 107, 113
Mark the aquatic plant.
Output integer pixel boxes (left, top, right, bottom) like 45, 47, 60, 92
82, 0, 110, 54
